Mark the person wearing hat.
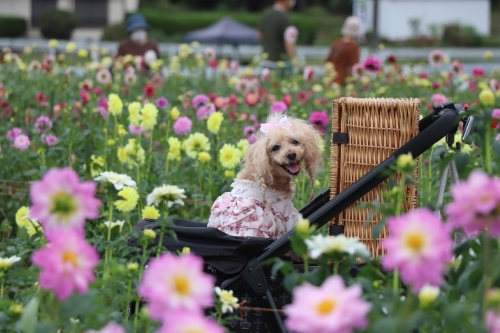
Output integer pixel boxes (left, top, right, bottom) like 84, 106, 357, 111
116, 14, 160, 61
325, 16, 363, 86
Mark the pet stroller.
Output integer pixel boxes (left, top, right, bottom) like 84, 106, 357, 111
127, 98, 471, 333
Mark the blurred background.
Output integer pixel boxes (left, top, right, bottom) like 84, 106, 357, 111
2, 0, 500, 64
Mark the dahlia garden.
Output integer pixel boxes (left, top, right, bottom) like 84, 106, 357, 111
1, 42, 500, 333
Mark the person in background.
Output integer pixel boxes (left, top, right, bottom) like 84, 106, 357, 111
325, 16, 363, 86
116, 14, 160, 65
258, 0, 298, 74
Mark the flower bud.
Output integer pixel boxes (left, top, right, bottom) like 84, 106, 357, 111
181, 247, 191, 255
396, 153, 415, 171
479, 89, 495, 107
127, 262, 139, 271
486, 288, 500, 309
295, 217, 310, 234
418, 285, 440, 307
143, 229, 156, 240
9, 304, 24, 314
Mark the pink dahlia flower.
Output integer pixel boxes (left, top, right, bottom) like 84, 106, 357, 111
309, 111, 329, 134
31, 228, 99, 300
363, 56, 382, 73
303, 66, 314, 81
155, 97, 169, 110
34, 116, 52, 133
451, 60, 464, 75
192, 94, 210, 109
284, 275, 371, 333
261, 68, 270, 81
431, 94, 448, 105
6, 127, 22, 141
445, 169, 500, 238
270, 101, 287, 113
486, 310, 500, 333
43, 134, 58, 146
35, 92, 48, 107
245, 93, 258, 107
297, 91, 310, 105
157, 311, 224, 333
243, 125, 256, 137
351, 63, 364, 78
129, 124, 145, 135
196, 104, 215, 120
29, 167, 101, 235
382, 208, 453, 291
173, 116, 192, 136
491, 79, 500, 93
472, 67, 485, 77
14, 134, 31, 151
428, 50, 446, 67
138, 253, 215, 322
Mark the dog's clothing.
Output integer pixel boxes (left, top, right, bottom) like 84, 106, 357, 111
208, 179, 299, 238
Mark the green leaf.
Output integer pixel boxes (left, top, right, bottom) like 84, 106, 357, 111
16, 296, 39, 333
283, 273, 300, 293
289, 236, 307, 256
454, 152, 469, 178
59, 290, 98, 318
492, 140, 500, 158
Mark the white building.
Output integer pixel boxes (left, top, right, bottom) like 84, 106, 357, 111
0, 0, 140, 40
354, 0, 490, 41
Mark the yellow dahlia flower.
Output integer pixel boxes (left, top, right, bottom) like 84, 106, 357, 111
108, 94, 123, 116
142, 206, 161, 220
114, 186, 139, 212
219, 144, 242, 169
207, 111, 224, 134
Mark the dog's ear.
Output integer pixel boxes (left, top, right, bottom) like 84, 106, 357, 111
240, 137, 273, 195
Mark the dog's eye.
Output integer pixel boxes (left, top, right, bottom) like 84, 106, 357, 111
292, 139, 299, 146
271, 145, 281, 152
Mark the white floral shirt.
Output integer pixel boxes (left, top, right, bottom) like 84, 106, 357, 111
208, 179, 299, 239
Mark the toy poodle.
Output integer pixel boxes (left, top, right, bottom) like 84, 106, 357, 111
208, 113, 324, 239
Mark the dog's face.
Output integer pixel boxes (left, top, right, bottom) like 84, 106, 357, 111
267, 130, 305, 179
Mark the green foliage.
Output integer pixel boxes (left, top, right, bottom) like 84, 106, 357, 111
135, 10, 318, 45
0, 16, 26, 38
40, 10, 80, 40
441, 23, 484, 47
101, 22, 126, 41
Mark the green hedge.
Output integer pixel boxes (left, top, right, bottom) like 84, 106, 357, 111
136, 10, 317, 45
40, 10, 79, 40
0, 16, 27, 38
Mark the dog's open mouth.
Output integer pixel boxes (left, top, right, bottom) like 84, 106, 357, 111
280, 162, 300, 176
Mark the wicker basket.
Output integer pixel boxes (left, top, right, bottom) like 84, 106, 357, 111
329, 97, 420, 256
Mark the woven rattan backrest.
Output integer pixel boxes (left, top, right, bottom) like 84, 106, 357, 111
330, 97, 420, 257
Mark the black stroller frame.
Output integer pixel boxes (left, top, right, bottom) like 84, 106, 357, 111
129, 102, 466, 333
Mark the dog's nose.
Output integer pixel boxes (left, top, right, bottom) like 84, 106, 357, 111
287, 152, 296, 160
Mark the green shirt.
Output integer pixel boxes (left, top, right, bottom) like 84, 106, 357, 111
259, 8, 291, 62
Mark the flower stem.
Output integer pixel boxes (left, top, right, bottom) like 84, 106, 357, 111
393, 269, 399, 296
483, 235, 492, 316
485, 122, 493, 175
334, 261, 339, 275
302, 255, 309, 273
156, 232, 165, 258
0, 282, 3, 299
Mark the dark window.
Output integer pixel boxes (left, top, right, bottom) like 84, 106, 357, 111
75, 0, 108, 27
31, 0, 57, 27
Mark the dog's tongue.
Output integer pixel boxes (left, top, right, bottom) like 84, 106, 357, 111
286, 163, 299, 173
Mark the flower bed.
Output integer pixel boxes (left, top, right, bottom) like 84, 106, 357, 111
0, 44, 500, 332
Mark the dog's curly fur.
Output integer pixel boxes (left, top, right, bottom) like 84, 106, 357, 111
237, 113, 324, 202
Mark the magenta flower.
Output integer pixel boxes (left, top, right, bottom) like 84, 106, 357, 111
192, 94, 210, 109
243, 125, 256, 137
196, 104, 215, 120
270, 101, 287, 113
445, 169, 500, 237
363, 56, 382, 73
297, 91, 310, 105
138, 253, 215, 322
157, 312, 224, 333
14, 134, 31, 151
309, 111, 329, 134
6, 127, 22, 141
428, 50, 446, 67
97, 98, 109, 119
35, 92, 48, 107
80, 89, 90, 105
156, 97, 169, 110
247, 135, 256, 144
31, 228, 99, 300
382, 208, 453, 291
43, 134, 58, 146
29, 167, 101, 235
129, 124, 145, 135
493, 109, 500, 119
173, 116, 192, 136
486, 310, 500, 333
472, 67, 485, 77
284, 275, 370, 333
86, 321, 125, 333
34, 116, 52, 133
303, 66, 314, 81
491, 79, 500, 93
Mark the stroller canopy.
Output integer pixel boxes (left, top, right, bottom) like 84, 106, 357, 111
182, 17, 260, 45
